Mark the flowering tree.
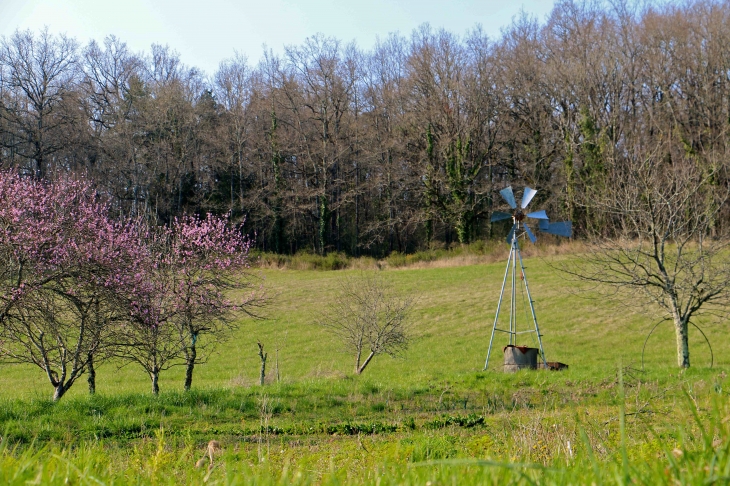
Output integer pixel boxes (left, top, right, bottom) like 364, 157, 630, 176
115, 214, 262, 394
0, 173, 147, 401
168, 214, 260, 391
112, 276, 185, 395
0, 171, 262, 399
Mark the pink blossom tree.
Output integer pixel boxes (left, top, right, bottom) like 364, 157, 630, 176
0, 172, 148, 401
0, 171, 262, 399
169, 214, 261, 391
116, 214, 262, 394
112, 274, 186, 395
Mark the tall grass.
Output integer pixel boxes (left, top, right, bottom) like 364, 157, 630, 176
1, 385, 728, 484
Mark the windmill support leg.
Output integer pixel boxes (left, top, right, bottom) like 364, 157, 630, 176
484, 244, 513, 370
516, 245, 548, 367
510, 239, 517, 345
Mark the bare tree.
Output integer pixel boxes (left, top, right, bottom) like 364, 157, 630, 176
79, 35, 143, 208
214, 52, 254, 219
360, 33, 423, 253
0, 28, 80, 178
318, 272, 414, 374
569, 144, 730, 368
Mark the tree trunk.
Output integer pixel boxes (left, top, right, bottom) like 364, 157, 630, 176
674, 316, 690, 368
53, 382, 67, 402
356, 351, 376, 375
455, 216, 468, 245
258, 341, 267, 386
318, 194, 327, 255
151, 369, 160, 395
184, 339, 197, 392
354, 348, 362, 374
87, 353, 96, 395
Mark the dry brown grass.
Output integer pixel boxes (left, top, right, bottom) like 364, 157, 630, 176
384, 240, 588, 270
252, 239, 588, 272
384, 253, 499, 270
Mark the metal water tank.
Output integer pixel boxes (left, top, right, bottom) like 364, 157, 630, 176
503, 345, 538, 372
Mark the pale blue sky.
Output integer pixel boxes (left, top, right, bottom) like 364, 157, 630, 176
0, 0, 557, 76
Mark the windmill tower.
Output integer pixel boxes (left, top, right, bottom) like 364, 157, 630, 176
484, 186, 572, 371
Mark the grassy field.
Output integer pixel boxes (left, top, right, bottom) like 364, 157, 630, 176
1, 250, 729, 484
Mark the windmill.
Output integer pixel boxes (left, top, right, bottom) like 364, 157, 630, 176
483, 186, 572, 370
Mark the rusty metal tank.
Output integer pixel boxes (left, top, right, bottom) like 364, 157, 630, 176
503, 345, 538, 372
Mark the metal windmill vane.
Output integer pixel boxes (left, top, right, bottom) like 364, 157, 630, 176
484, 185, 572, 370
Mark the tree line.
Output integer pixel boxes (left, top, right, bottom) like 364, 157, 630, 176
2, 0, 730, 256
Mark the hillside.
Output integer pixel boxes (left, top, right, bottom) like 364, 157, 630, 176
1, 256, 728, 484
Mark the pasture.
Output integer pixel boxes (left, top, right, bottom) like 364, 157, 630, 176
1, 250, 729, 484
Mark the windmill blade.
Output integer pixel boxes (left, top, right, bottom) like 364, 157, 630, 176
490, 211, 513, 222
541, 221, 572, 238
526, 209, 549, 220
499, 186, 517, 209
521, 187, 537, 209
538, 219, 550, 231
506, 223, 517, 244
524, 225, 537, 244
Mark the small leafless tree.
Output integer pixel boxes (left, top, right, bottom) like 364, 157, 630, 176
257, 341, 267, 386
568, 145, 730, 368
318, 272, 414, 374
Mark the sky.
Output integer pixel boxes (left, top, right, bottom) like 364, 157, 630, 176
0, 0, 558, 76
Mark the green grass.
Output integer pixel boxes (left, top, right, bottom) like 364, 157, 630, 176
1, 252, 729, 484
